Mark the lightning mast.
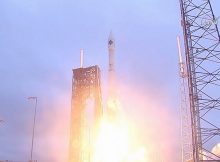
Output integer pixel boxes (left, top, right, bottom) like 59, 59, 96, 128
179, 0, 220, 161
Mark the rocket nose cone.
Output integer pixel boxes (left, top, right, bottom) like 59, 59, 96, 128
108, 31, 115, 47
108, 31, 114, 41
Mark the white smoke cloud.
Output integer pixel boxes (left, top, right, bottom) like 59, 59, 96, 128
212, 143, 220, 160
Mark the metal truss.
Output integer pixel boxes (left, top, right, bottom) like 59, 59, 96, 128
179, 0, 220, 161
179, 53, 193, 162
69, 65, 102, 162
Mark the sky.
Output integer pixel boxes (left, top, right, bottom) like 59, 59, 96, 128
0, 0, 220, 162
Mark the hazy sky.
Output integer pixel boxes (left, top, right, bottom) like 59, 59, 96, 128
0, 0, 220, 162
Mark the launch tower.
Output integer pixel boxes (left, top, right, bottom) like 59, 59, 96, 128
69, 65, 102, 162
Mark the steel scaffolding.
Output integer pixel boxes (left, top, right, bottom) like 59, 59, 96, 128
179, 0, 220, 161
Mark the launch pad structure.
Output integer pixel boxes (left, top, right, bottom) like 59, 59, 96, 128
69, 65, 102, 162
179, 0, 220, 161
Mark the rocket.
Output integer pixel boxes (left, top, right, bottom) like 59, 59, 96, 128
108, 32, 116, 99
107, 32, 118, 117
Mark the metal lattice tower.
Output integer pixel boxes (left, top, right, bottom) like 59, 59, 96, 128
69, 65, 102, 162
177, 36, 193, 162
179, 0, 220, 161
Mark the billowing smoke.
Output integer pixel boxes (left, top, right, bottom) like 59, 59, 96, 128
212, 143, 220, 159
115, 80, 180, 162
18, 70, 181, 162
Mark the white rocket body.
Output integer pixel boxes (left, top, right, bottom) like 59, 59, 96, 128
108, 32, 116, 99
107, 32, 118, 116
